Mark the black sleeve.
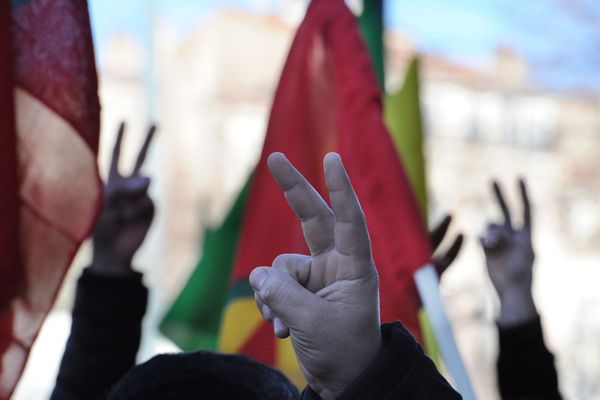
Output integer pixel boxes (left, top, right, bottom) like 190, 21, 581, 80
497, 316, 562, 400
301, 322, 462, 400
50, 268, 148, 400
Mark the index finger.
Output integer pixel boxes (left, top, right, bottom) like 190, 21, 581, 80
109, 122, 125, 179
132, 124, 156, 175
519, 178, 531, 232
492, 180, 512, 229
268, 153, 335, 255
323, 153, 372, 264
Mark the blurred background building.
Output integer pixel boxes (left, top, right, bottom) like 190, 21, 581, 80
13, 0, 600, 398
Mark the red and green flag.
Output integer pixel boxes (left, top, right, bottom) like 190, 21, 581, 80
0, 0, 101, 397
220, 0, 431, 384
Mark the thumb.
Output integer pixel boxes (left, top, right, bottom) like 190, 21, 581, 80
249, 267, 320, 330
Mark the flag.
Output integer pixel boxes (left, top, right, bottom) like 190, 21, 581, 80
160, 176, 251, 351
218, 0, 431, 386
358, 0, 436, 362
383, 57, 441, 362
0, 0, 101, 397
384, 59, 428, 218
358, 0, 427, 217
384, 58, 441, 364
358, 0, 384, 89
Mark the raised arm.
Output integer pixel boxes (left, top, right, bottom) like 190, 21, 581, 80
481, 179, 561, 400
51, 123, 156, 400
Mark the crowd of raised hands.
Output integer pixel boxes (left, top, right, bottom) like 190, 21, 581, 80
50, 123, 564, 400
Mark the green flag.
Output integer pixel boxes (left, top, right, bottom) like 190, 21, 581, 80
384, 58, 428, 219
160, 176, 251, 351
358, 0, 384, 88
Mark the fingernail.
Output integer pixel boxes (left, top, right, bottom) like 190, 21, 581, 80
325, 152, 341, 163
273, 318, 289, 338
261, 305, 272, 320
250, 268, 268, 291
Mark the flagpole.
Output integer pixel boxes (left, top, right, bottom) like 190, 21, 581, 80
414, 264, 477, 400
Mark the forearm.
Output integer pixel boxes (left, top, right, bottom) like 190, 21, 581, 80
51, 268, 148, 400
301, 322, 461, 400
497, 316, 561, 400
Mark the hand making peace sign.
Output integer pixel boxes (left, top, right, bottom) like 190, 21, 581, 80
249, 152, 381, 399
91, 122, 156, 275
481, 179, 536, 327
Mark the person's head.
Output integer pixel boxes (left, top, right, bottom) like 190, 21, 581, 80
108, 350, 300, 400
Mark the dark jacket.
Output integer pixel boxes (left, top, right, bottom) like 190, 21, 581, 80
51, 268, 460, 399
497, 317, 561, 400
302, 322, 461, 399
50, 269, 147, 400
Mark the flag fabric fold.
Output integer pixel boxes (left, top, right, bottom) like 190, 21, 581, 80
0, 1, 101, 397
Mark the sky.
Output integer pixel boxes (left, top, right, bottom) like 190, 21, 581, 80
89, 0, 600, 91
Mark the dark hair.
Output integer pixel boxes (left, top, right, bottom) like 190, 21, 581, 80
108, 350, 300, 400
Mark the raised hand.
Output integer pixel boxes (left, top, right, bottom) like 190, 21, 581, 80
90, 122, 156, 275
481, 179, 536, 327
249, 153, 381, 400
430, 214, 464, 275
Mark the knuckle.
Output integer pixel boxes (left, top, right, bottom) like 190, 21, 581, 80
272, 254, 288, 269
259, 276, 280, 302
272, 253, 298, 270
320, 209, 335, 224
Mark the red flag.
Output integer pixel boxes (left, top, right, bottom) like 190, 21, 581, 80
222, 0, 431, 373
0, 1, 101, 397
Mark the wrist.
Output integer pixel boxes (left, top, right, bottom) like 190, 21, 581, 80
498, 288, 537, 328
314, 328, 382, 399
90, 246, 133, 276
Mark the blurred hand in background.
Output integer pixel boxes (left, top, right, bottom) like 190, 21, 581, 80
90, 122, 156, 276
481, 179, 536, 327
430, 214, 464, 276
